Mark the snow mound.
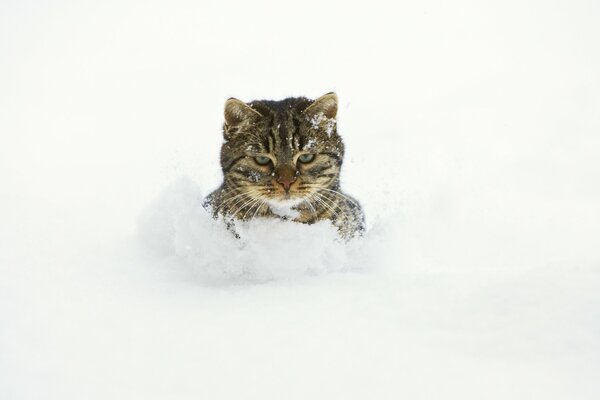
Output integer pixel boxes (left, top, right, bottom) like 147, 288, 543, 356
137, 177, 373, 282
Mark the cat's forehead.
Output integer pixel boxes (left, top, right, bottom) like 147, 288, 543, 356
226, 96, 341, 156
249, 97, 312, 116
253, 98, 334, 132
241, 102, 315, 140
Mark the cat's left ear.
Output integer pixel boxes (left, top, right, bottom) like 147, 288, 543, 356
224, 98, 262, 127
304, 92, 338, 119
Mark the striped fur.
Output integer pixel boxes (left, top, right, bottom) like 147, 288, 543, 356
204, 93, 365, 239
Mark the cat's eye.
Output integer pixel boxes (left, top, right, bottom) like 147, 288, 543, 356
254, 156, 271, 165
298, 153, 315, 163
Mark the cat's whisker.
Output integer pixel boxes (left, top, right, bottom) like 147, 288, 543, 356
302, 196, 318, 218
308, 194, 328, 217
322, 191, 353, 218
223, 194, 254, 220
252, 199, 266, 219
312, 192, 341, 219
317, 194, 351, 228
231, 196, 262, 220
315, 187, 361, 208
222, 189, 261, 210
220, 197, 252, 220
229, 198, 255, 220
243, 198, 263, 220
215, 190, 252, 211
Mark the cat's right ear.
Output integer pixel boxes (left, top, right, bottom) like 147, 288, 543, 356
304, 92, 338, 119
224, 98, 262, 128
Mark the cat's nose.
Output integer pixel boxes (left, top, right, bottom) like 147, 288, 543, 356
277, 176, 296, 191
275, 165, 297, 191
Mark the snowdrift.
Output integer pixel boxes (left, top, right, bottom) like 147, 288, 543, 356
137, 177, 381, 282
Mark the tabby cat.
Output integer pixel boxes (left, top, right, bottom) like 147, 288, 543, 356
203, 92, 365, 240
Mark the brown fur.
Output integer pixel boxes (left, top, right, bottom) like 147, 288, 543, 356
204, 93, 365, 239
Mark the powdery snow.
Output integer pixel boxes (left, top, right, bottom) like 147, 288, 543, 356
137, 178, 364, 281
310, 112, 337, 137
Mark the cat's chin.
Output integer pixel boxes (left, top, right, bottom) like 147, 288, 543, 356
265, 197, 305, 219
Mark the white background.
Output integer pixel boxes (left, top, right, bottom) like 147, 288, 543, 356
1, 1, 599, 399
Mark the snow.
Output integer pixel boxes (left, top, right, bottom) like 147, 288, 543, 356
310, 112, 337, 137
137, 178, 358, 281
247, 170, 262, 183
302, 137, 318, 151
1, 0, 600, 399
263, 197, 304, 219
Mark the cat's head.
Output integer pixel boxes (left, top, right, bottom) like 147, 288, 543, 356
219, 93, 344, 205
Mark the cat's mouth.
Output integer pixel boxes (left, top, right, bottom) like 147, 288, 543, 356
262, 181, 314, 204
281, 191, 298, 200
267, 183, 303, 200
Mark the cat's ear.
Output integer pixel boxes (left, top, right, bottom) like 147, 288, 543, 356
224, 98, 262, 127
304, 92, 338, 119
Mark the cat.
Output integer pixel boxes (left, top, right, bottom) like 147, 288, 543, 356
203, 92, 365, 240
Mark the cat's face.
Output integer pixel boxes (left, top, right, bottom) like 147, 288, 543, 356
219, 93, 344, 206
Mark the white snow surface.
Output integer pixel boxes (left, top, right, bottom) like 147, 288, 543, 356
1, 0, 600, 399
137, 178, 364, 281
